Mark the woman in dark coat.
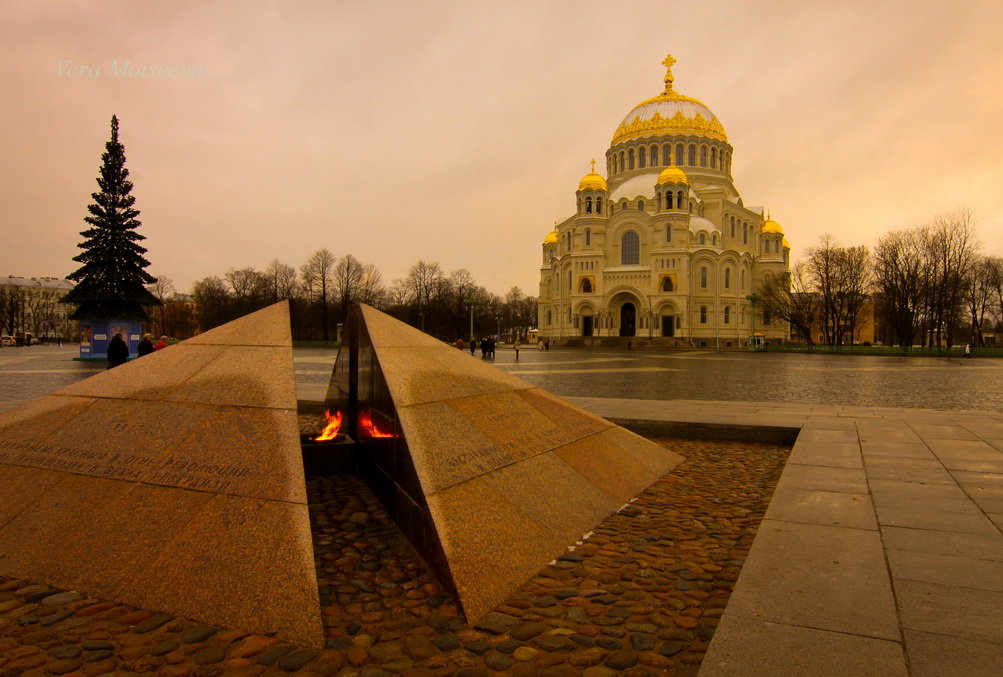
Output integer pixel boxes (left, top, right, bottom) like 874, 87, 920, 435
137, 333, 154, 357
107, 333, 129, 369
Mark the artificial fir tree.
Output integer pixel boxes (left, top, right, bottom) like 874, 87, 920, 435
62, 115, 159, 320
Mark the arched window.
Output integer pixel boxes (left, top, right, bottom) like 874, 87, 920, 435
763, 309, 772, 325
700, 306, 707, 324
619, 151, 625, 172
585, 197, 592, 214
724, 306, 730, 324
650, 144, 658, 165
628, 148, 635, 170
638, 146, 646, 168
546, 309, 552, 325
580, 278, 592, 293
676, 143, 685, 165
730, 216, 736, 238
596, 197, 602, 214
637, 200, 644, 211
663, 144, 671, 165
700, 266, 708, 288
711, 147, 718, 169
713, 234, 718, 246
567, 270, 572, 291
741, 269, 746, 289
743, 224, 749, 244
677, 191, 684, 209
666, 225, 672, 242
661, 277, 674, 292
585, 228, 591, 246
665, 191, 673, 210
621, 231, 640, 265
724, 268, 731, 289
699, 233, 706, 245
700, 146, 708, 167
688, 144, 696, 166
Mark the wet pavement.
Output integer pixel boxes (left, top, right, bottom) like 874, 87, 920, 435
3, 344, 1001, 414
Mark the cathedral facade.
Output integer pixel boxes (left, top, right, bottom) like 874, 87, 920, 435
538, 56, 790, 346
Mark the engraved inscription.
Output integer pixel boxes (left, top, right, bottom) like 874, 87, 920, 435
0, 439, 251, 493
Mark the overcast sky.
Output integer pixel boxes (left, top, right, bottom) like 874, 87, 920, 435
3, 0, 1002, 297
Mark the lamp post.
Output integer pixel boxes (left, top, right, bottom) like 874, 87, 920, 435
464, 299, 477, 343
746, 293, 761, 350
495, 314, 502, 341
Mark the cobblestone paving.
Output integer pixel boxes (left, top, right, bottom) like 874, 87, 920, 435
0, 437, 788, 675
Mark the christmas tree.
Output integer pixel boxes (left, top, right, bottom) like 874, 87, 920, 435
63, 115, 159, 320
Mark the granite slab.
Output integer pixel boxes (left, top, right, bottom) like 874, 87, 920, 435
0, 302, 322, 646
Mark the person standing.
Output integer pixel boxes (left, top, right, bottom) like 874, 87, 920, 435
137, 333, 154, 357
513, 339, 521, 360
965, 343, 973, 359
107, 333, 129, 369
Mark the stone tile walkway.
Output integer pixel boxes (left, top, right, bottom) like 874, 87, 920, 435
566, 397, 1003, 677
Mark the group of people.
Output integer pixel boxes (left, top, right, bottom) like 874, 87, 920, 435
453, 336, 526, 360
106, 333, 169, 369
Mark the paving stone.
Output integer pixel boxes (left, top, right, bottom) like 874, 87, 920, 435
278, 648, 318, 671
40, 592, 83, 607
180, 624, 218, 644
256, 644, 297, 666
129, 612, 173, 634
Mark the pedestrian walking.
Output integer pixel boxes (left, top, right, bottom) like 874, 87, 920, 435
965, 343, 973, 359
107, 333, 129, 369
514, 339, 521, 360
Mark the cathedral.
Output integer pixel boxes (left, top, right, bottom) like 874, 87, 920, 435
538, 56, 790, 346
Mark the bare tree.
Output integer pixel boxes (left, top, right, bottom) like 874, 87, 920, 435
873, 229, 924, 347
919, 210, 981, 347
333, 254, 365, 320
262, 259, 298, 302
191, 276, 231, 331
358, 263, 384, 307
300, 249, 337, 341
759, 262, 819, 345
146, 275, 176, 337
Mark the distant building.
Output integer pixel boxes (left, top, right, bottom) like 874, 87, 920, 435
0, 276, 77, 341
538, 55, 791, 346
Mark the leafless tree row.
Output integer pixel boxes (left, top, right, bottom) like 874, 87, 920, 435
180, 252, 536, 342
760, 210, 999, 348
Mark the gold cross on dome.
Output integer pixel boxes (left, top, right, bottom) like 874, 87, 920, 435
590, 159, 596, 173
662, 54, 676, 92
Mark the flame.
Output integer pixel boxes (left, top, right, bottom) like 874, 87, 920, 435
311, 410, 343, 441
359, 410, 394, 438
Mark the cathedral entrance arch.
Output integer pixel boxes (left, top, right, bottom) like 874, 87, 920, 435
661, 315, 675, 337
620, 303, 636, 337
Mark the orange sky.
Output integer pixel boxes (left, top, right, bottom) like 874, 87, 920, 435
3, 0, 1002, 297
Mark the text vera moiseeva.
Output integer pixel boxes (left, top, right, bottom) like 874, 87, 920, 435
57, 59, 205, 78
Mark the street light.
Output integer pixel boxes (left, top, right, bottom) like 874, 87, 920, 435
464, 299, 477, 343
746, 293, 761, 350
495, 314, 502, 340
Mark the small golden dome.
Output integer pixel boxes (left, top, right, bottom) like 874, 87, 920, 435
782, 238, 790, 249
578, 172, 608, 192
761, 219, 783, 234
657, 166, 688, 185
543, 231, 559, 245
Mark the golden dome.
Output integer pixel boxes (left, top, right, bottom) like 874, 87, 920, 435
782, 238, 791, 249
612, 55, 727, 145
578, 172, 608, 192
543, 230, 559, 245
657, 166, 688, 185
761, 219, 783, 234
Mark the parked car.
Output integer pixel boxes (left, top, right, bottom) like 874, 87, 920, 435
0, 336, 13, 346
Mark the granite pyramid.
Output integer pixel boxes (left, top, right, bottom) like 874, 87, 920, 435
325, 304, 684, 621
0, 302, 322, 646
